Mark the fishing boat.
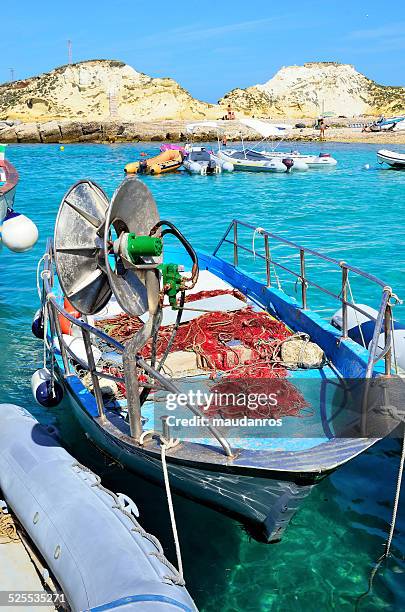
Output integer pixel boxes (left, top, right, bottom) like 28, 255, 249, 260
0, 403, 197, 611
33, 177, 402, 544
377, 149, 405, 169
125, 149, 184, 175
0, 144, 38, 253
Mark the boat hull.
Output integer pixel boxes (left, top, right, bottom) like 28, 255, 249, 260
377, 149, 405, 169
63, 373, 316, 543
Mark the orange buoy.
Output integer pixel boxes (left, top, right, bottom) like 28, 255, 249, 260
59, 298, 80, 335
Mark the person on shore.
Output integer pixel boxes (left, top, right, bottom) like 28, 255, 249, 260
222, 136, 227, 147
319, 118, 328, 140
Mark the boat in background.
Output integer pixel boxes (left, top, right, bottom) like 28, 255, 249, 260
183, 146, 221, 175
184, 122, 233, 173
239, 119, 337, 169
0, 144, 38, 253
377, 149, 405, 169
33, 177, 402, 544
216, 147, 289, 172
377, 116, 405, 132
0, 403, 197, 611
125, 149, 184, 175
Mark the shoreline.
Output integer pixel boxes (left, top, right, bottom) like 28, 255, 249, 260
1, 119, 405, 145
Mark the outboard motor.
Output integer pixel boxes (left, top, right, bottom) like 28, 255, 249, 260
207, 160, 216, 175
138, 160, 148, 175
282, 158, 294, 172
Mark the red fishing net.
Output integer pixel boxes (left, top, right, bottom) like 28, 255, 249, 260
95, 290, 309, 417
96, 306, 291, 378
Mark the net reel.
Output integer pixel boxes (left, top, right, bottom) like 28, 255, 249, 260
54, 176, 199, 439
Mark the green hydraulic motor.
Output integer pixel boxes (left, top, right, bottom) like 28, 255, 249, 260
123, 234, 163, 262
117, 233, 183, 308
158, 262, 183, 308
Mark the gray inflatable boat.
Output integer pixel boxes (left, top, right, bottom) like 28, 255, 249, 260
0, 403, 197, 612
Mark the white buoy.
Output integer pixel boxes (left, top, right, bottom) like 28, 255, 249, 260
1, 211, 39, 252
31, 368, 64, 407
221, 161, 234, 172
363, 163, 370, 170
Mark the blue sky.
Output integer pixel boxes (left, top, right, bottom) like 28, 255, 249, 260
1, 1, 404, 101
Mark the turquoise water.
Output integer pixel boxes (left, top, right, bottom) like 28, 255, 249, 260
1, 142, 404, 611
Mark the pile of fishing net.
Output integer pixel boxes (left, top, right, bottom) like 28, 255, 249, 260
94, 290, 313, 418
96, 306, 293, 379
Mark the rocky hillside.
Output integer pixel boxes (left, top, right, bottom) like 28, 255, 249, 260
220, 62, 405, 118
0, 60, 215, 122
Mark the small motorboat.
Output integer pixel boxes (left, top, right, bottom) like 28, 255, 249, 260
262, 150, 337, 169
183, 146, 221, 175
184, 123, 233, 173
0, 144, 38, 253
0, 403, 197, 611
216, 148, 289, 172
125, 149, 184, 175
377, 149, 405, 169
236, 119, 337, 169
33, 177, 402, 545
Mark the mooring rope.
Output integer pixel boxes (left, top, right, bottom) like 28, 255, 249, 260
159, 437, 183, 581
355, 426, 405, 609
0, 506, 19, 544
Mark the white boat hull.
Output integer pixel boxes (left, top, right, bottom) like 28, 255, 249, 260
217, 150, 287, 173
262, 151, 337, 168
377, 149, 405, 168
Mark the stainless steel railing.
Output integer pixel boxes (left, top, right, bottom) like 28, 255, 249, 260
213, 219, 399, 378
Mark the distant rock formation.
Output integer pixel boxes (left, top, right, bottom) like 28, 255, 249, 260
1, 60, 404, 126
0, 60, 215, 122
220, 62, 405, 118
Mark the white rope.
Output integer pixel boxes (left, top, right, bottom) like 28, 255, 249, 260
391, 315, 399, 374
356, 426, 405, 610
252, 228, 282, 290
384, 431, 405, 558
36, 253, 51, 299
347, 276, 366, 348
160, 437, 183, 580
252, 227, 264, 260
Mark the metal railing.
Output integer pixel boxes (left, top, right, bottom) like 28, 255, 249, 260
213, 219, 399, 378
40, 240, 233, 457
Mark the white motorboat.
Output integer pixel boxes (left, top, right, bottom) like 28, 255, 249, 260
215, 148, 289, 172
263, 150, 337, 169
237, 119, 337, 169
377, 149, 405, 169
183, 146, 221, 175
184, 122, 233, 173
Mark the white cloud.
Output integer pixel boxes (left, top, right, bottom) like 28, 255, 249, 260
348, 21, 405, 41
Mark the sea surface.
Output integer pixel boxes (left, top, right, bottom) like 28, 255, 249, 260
1, 142, 404, 611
